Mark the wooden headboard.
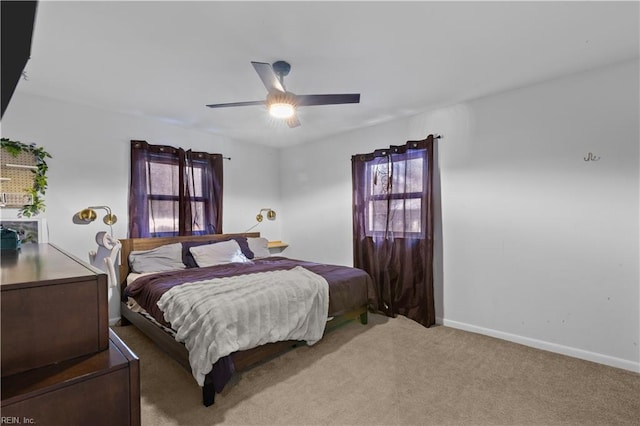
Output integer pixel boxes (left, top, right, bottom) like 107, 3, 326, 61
118, 232, 260, 289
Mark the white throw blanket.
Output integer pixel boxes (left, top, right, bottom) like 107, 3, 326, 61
157, 266, 329, 386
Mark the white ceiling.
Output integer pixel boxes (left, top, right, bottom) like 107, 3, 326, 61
17, 1, 639, 148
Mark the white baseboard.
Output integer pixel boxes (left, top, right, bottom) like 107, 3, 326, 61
107, 313, 639, 373
440, 318, 640, 373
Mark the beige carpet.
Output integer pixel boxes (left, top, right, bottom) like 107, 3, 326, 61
112, 314, 639, 425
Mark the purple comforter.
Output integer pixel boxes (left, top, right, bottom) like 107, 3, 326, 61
124, 256, 374, 328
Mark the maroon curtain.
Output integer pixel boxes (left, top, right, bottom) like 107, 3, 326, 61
129, 140, 223, 238
352, 135, 435, 327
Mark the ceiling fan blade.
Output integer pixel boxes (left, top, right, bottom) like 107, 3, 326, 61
295, 93, 360, 106
206, 100, 265, 109
251, 61, 285, 93
286, 115, 301, 128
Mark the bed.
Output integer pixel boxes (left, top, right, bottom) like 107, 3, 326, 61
118, 232, 374, 406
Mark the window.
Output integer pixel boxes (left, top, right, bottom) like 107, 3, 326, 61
129, 141, 223, 238
146, 154, 208, 236
351, 135, 437, 327
364, 152, 425, 237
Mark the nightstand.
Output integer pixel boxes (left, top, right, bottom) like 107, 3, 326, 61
267, 240, 289, 254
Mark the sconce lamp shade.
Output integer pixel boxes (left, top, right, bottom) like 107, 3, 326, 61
78, 208, 97, 222
103, 212, 117, 225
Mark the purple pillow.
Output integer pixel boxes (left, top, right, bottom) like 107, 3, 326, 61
182, 237, 254, 268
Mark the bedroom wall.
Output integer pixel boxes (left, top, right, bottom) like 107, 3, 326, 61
1, 93, 283, 324
279, 59, 640, 372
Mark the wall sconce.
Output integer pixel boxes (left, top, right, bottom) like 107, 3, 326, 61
76, 205, 117, 235
256, 208, 276, 222
78, 206, 117, 225
246, 208, 276, 232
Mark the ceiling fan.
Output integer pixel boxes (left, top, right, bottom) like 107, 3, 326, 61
206, 61, 360, 128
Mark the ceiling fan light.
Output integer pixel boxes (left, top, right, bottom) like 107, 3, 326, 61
267, 92, 296, 119
269, 102, 295, 119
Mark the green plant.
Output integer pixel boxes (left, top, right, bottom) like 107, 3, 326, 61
1, 138, 52, 217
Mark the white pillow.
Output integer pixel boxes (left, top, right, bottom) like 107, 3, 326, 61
189, 239, 251, 267
247, 237, 271, 258
129, 243, 185, 273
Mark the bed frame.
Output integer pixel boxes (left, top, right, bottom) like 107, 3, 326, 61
118, 232, 368, 406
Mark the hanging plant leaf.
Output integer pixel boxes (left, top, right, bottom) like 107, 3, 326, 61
0, 138, 52, 217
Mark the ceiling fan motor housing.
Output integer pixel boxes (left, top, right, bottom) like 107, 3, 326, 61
272, 60, 291, 77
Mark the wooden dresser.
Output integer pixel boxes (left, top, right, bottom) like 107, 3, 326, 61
1, 244, 140, 425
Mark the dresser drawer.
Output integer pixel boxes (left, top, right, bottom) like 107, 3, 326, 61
1, 330, 140, 426
1, 244, 109, 376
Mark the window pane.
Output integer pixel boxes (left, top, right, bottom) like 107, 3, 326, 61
149, 199, 178, 234
367, 199, 422, 234
191, 166, 203, 197
392, 157, 423, 194
148, 162, 179, 196
191, 201, 206, 232
389, 199, 422, 233
367, 160, 390, 197
368, 199, 389, 233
